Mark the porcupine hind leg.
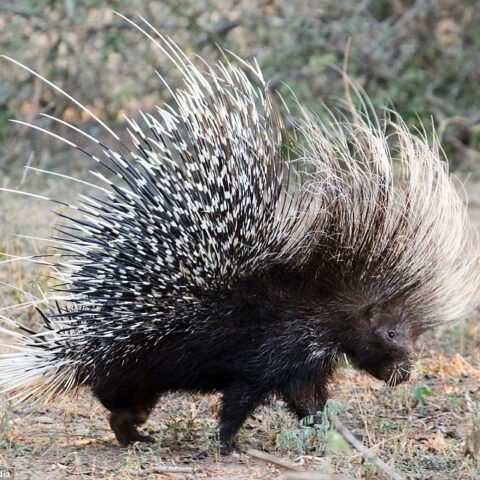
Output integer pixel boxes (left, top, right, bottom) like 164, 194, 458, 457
96, 389, 158, 446
219, 384, 265, 454
109, 405, 156, 446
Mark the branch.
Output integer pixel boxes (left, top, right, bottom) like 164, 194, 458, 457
331, 416, 405, 480
246, 448, 301, 471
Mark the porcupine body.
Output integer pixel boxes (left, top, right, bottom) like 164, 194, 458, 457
0, 17, 479, 453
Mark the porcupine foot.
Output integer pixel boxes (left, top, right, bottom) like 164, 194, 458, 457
95, 385, 158, 446
219, 384, 264, 454
109, 409, 155, 446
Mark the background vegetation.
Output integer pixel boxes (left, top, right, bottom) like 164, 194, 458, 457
0, 1, 479, 479
1, 0, 480, 171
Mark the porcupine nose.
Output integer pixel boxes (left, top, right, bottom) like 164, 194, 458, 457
386, 362, 412, 386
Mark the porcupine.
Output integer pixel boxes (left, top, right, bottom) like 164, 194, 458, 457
0, 16, 478, 453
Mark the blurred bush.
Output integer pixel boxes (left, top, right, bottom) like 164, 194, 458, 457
0, 0, 479, 171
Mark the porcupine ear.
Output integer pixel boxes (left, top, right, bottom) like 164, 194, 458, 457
359, 304, 376, 325
356, 303, 387, 328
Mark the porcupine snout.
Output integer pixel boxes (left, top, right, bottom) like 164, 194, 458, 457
383, 360, 413, 387
359, 351, 413, 387
376, 326, 415, 386
368, 337, 414, 386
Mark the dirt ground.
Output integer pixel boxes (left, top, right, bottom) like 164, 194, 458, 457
0, 151, 479, 479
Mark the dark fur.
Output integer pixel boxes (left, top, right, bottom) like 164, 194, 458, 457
86, 267, 414, 452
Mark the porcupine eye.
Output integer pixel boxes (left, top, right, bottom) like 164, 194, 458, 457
388, 330, 396, 339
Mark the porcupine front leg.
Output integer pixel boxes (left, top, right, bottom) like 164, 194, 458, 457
219, 384, 264, 454
284, 380, 329, 426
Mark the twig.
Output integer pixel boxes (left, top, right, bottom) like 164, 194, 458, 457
246, 448, 301, 471
152, 465, 195, 473
331, 416, 405, 480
